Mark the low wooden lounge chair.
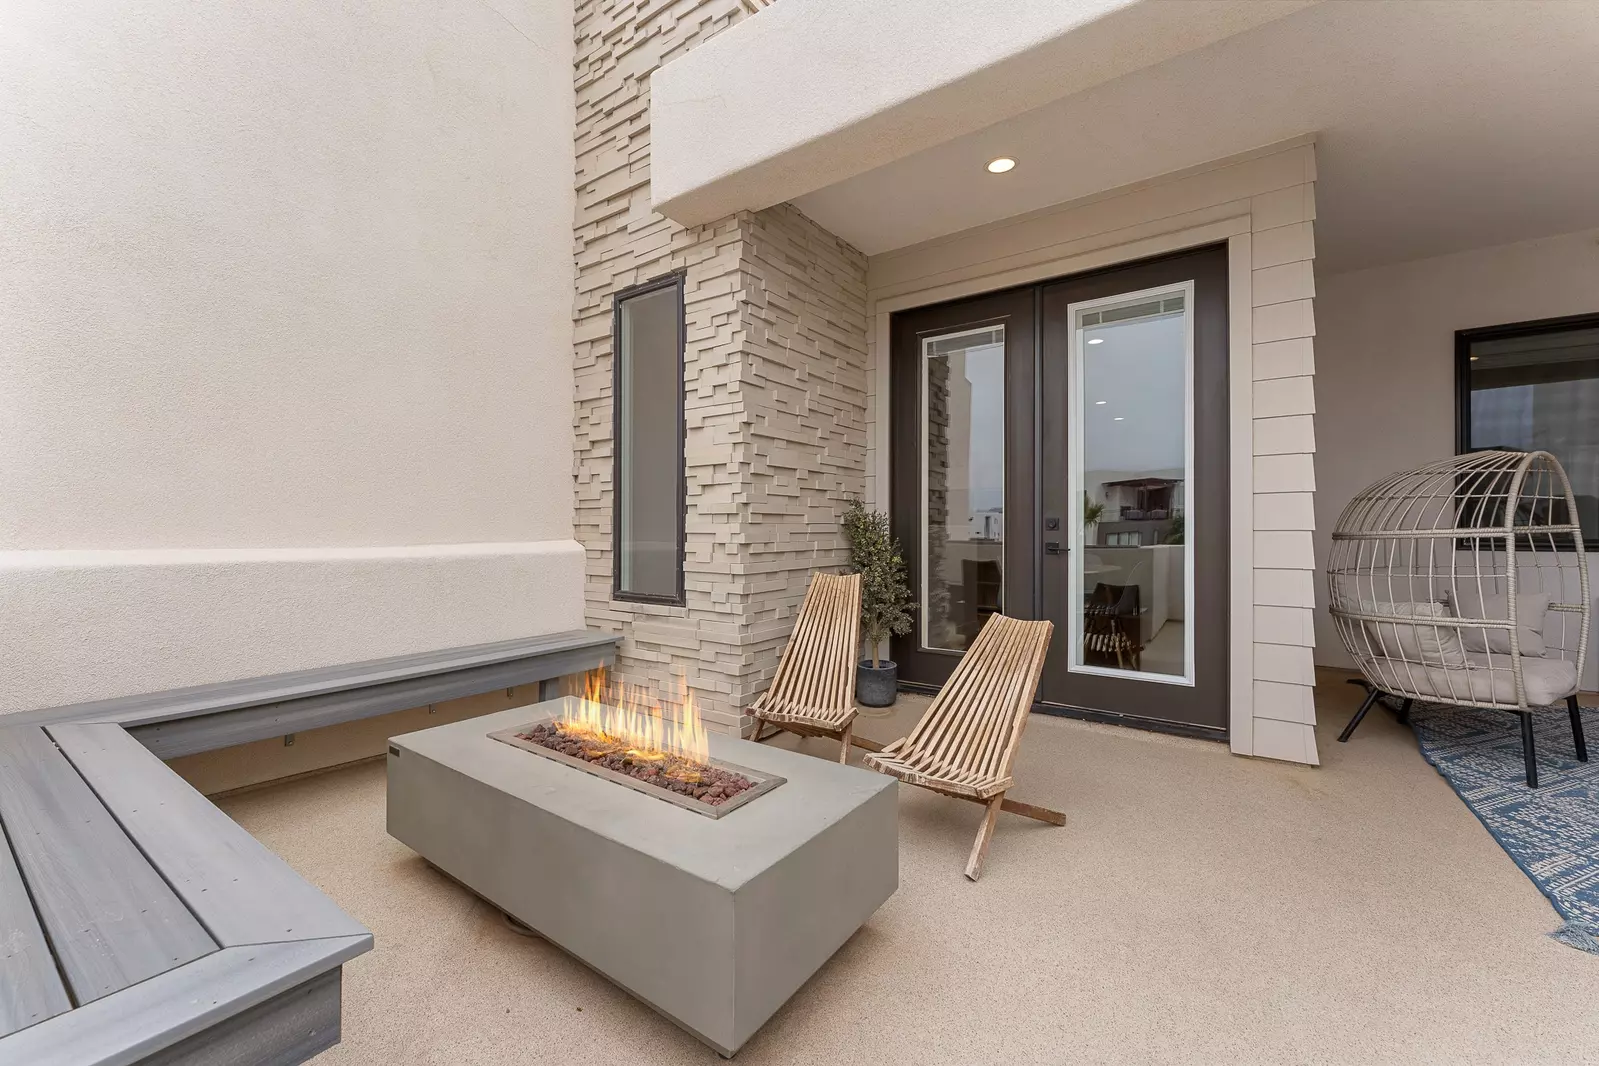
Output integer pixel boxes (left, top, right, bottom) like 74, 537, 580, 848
750, 571, 862, 763
864, 613, 1063, 880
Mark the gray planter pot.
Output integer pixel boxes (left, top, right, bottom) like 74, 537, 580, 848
855, 660, 898, 707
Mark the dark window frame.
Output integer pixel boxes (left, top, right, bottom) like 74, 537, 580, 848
1455, 310, 1599, 552
611, 272, 687, 605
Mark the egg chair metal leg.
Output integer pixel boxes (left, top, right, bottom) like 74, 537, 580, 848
1569, 695, 1588, 763
1338, 687, 1382, 743
1396, 697, 1412, 725
1519, 712, 1539, 789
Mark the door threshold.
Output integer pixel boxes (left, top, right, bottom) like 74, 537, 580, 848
895, 683, 1227, 742
1033, 701, 1227, 742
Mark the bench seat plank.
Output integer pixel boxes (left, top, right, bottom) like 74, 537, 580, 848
8, 630, 616, 731
49, 723, 370, 947
128, 640, 609, 759
0, 813, 72, 1037
0, 727, 216, 1004
0, 935, 369, 1066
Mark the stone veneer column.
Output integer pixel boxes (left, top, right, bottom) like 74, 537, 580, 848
573, 0, 868, 734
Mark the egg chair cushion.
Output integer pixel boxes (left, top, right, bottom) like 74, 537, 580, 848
1396, 654, 1578, 708
1359, 600, 1468, 668
1446, 587, 1550, 657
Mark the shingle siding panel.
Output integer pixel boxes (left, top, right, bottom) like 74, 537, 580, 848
1254, 414, 1317, 456
1253, 337, 1315, 381
1254, 679, 1318, 723
1252, 221, 1315, 268
1253, 453, 1316, 493
1255, 375, 1317, 419
1250, 185, 1315, 232
1252, 299, 1316, 345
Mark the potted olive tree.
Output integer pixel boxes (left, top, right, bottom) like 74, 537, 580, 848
1082, 492, 1105, 543
841, 499, 915, 707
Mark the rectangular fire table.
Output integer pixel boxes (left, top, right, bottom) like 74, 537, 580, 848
386, 698, 898, 1057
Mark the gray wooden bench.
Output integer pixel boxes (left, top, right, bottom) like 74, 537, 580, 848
0, 629, 616, 1065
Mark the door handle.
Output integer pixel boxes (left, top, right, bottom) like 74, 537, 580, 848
1044, 541, 1066, 555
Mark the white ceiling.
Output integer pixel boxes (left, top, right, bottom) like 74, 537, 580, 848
791, 1, 1599, 273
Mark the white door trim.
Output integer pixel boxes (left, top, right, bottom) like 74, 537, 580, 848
1225, 231, 1255, 753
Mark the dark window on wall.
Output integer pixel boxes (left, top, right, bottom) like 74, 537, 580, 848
1457, 313, 1599, 550
613, 274, 686, 603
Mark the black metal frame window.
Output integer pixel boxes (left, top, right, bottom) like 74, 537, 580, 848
1457, 311, 1599, 551
612, 273, 687, 604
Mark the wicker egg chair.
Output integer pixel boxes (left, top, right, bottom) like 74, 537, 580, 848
1327, 450, 1591, 787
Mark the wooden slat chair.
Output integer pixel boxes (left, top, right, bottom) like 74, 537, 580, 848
864, 613, 1063, 880
1083, 582, 1143, 670
751, 571, 863, 763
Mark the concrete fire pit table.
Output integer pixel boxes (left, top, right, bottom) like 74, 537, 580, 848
386, 698, 898, 1057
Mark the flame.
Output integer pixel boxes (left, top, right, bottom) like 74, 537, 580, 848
561, 668, 710, 766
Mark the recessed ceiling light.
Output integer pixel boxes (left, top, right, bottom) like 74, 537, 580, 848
1087, 338, 1104, 345
1114, 416, 1125, 421
986, 157, 1016, 174
1095, 400, 1107, 405
1470, 355, 1480, 361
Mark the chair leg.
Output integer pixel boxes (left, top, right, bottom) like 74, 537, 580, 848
837, 722, 853, 764
999, 797, 1066, 826
847, 732, 887, 754
1397, 698, 1412, 725
1520, 712, 1539, 789
1338, 687, 1382, 743
753, 720, 781, 743
1569, 695, 1587, 763
965, 795, 1005, 882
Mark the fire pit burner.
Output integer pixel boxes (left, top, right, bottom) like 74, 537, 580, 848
488, 702, 784, 818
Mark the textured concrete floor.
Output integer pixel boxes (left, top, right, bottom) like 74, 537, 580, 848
220, 670, 1599, 1065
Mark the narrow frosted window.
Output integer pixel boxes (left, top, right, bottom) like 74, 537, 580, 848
614, 277, 684, 602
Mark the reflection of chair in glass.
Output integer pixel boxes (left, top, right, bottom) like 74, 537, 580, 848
1083, 582, 1143, 670
959, 558, 1003, 642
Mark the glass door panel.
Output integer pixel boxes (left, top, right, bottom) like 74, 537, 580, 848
1038, 244, 1228, 732
1069, 286, 1194, 684
889, 286, 1034, 691
922, 326, 1006, 653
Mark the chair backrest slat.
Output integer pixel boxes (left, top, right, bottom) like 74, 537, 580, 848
901, 620, 994, 764
988, 622, 1052, 779
763, 572, 861, 714
825, 576, 858, 707
934, 623, 1016, 772
968, 627, 1029, 778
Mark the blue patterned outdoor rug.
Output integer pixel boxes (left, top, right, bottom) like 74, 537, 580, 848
1390, 695, 1599, 953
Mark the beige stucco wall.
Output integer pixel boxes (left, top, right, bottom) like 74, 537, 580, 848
573, 0, 867, 734
0, 0, 584, 713
1314, 227, 1599, 692
865, 141, 1322, 764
